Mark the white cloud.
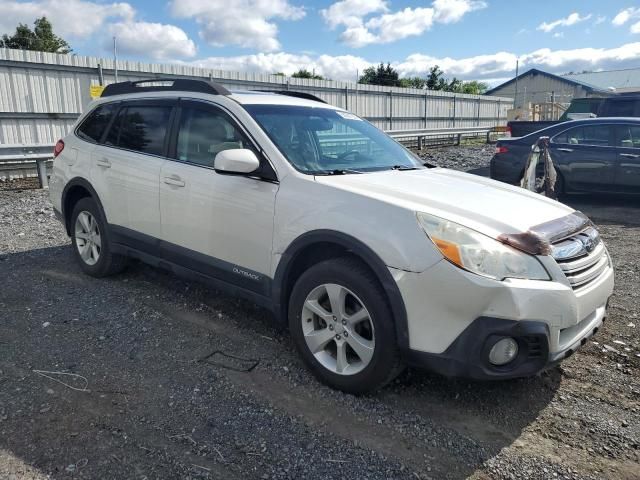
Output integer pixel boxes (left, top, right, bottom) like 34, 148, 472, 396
183, 42, 640, 85
109, 21, 196, 60
170, 0, 304, 52
320, 0, 388, 29
0, 0, 134, 38
188, 52, 370, 82
321, 0, 485, 47
594, 15, 607, 25
538, 12, 592, 33
612, 7, 640, 34
432, 0, 486, 23
612, 7, 640, 26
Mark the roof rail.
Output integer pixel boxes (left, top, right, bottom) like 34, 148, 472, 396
101, 78, 231, 97
255, 90, 327, 104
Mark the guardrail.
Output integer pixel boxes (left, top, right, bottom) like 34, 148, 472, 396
386, 126, 498, 149
0, 125, 507, 188
0, 144, 53, 187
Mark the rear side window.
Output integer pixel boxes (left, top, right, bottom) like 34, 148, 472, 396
553, 125, 611, 147
77, 103, 117, 143
616, 125, 640, 148
603, 100, 636, 117
105, 105, 172, 156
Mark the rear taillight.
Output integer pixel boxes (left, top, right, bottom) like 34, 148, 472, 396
53, 139, 64, 158
495, 145, 508, 154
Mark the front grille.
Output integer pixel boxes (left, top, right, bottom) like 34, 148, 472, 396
552, 228, 609, 290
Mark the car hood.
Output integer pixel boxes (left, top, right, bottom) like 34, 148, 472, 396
315, 168, 576, 239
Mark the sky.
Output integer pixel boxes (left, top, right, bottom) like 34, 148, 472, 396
1, 0, 640, 86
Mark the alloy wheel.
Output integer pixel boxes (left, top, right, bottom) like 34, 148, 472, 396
301, 283, 375, 375
74, 211, 101, 266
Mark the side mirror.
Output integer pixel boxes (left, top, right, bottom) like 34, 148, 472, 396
214, 149, 260, 174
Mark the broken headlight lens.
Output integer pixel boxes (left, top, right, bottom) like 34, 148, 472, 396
416, 212, 550, 281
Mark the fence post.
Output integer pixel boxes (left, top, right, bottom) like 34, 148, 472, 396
424, 91, 428, 129
36, 158, 48, 189
418, 136, 424, 151
344, 86, 349, 110
476, 97, 481, 126
388, 90, 393, 131
456, 133, 462, 145
98, 63, 104, 86
452, 96, 456, 128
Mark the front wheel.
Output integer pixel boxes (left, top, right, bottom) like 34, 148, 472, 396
288, 257, 404, 394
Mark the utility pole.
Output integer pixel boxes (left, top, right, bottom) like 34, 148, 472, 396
514, 58, 519, 109
113, 36, 118, 83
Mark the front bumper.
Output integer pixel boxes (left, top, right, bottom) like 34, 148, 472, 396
391, 255, 613, 380
403, 308, 605, 380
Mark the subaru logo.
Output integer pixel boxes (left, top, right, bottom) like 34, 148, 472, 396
581, 236, 596, 253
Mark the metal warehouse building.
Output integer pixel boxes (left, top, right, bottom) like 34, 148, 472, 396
563, 68, 640, 94
485, 68, 611, 110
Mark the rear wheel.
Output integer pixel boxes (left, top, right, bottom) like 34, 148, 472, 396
70, 197, 127, 277
288, 257, 403, 394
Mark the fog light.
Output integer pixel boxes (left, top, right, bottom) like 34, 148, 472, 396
489, 337, 519, 366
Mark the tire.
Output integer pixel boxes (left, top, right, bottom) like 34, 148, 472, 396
288, 257, 404, 394
70, 197, 127, 277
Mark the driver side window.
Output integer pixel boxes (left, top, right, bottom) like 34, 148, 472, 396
176, 107, 252, 167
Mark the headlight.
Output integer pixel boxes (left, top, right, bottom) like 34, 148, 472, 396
417, 212, 550, 281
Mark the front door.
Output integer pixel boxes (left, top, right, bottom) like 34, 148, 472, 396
159, 100, 278, 294
550, 124, 616, 191
614, 124, 640, 191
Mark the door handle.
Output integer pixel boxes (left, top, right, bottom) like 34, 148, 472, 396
620, 153, 640, 158
163, 175, 185, 187
557, 148, 574, 152
96, 158, 111, 168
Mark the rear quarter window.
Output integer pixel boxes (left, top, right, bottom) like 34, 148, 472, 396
76, 103, 118, 143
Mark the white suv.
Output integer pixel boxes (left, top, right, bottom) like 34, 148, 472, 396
49, 79, 614, 393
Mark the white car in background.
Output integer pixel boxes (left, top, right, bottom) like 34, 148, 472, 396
49, 79, 614, 393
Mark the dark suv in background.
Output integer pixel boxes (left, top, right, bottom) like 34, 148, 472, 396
491, 118, 640, 193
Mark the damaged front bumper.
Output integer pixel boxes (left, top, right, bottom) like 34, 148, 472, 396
392, 252, 614, 380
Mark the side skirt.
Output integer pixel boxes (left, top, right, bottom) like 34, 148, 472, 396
109, 226, 275, 312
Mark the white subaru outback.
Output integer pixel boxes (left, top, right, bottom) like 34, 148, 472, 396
49, 79, 614, 394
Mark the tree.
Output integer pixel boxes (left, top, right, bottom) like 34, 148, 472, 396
399, 77, 426, 89
358, 63, 401, 87
424, 65, 461, 91
291, 68, 324, 80
0, 17, 71, 53
458, 80, 489, 95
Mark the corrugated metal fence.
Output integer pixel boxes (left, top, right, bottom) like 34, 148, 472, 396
0, 48, 512, 145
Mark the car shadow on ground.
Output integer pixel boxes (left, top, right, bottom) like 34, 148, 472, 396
0, 245, 563, 479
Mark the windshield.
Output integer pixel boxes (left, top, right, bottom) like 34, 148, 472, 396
244, 104, 424, 174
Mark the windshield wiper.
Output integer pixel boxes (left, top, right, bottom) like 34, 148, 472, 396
389, 165, 419, 171
315, 168, 364, 175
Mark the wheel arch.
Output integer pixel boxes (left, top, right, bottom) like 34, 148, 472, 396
273, 230, 409, 351
61, 177, 105, 236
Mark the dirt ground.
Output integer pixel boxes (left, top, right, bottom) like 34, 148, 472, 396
0, 152, 639, 479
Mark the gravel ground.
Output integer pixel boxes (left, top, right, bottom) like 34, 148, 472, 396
0, 150, 639, 480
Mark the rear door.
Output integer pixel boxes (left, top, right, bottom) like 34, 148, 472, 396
614, 124, 640, 191
550, 124, 616, 191
91, 99, 175, 246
